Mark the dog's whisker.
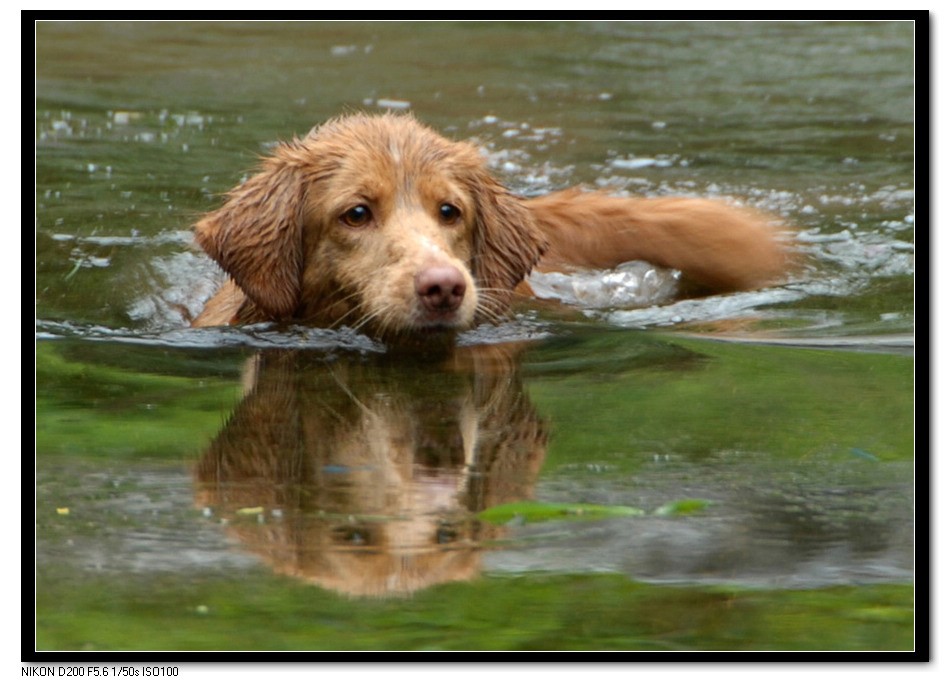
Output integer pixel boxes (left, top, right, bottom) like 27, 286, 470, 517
473, 299, 511, 326
328, 298, 369, 330
347, 308, 383, 335
316, 287, 381, 329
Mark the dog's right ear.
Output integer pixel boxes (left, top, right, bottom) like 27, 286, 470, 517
194, 151, 307, 320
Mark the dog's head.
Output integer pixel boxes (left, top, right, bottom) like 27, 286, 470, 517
194, 113, 547, 337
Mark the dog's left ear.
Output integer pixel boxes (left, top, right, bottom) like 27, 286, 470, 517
468, 174, 548, 318
194, 152, 307, 320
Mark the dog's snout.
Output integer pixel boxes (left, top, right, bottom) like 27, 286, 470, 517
415, 266, 467, 313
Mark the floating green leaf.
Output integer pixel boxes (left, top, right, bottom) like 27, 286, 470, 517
478, 501, 644, 525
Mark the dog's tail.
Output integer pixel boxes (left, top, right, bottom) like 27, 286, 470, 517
523, 189, 795, 294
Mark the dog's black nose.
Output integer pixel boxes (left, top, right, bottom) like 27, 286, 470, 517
416, 266, 466, 313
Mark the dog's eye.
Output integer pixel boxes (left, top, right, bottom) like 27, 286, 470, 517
435, 523, 460, 545
341, 204, 372, 228
438, 203, 462, 224
332, 524, 374, 546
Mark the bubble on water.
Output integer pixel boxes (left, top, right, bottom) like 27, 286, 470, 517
172, 112, 205, 127
528, 261, 681, 310
609, 157, 656, 170
375, 98, 411, 110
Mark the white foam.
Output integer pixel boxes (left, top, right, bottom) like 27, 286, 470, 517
528, 261, 681, 310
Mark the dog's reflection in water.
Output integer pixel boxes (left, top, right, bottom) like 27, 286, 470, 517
195, 345, 547, 597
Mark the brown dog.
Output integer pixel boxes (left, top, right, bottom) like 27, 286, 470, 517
192, 113, 791, 338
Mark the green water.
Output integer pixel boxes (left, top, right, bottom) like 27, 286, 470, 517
34, 21, 916, 654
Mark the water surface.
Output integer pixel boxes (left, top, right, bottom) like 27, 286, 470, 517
35, 20, 916, 653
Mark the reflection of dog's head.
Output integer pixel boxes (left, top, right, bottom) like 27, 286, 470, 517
195, 346, 547, 597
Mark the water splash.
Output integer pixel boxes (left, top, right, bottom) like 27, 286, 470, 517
528, 261, 681, 310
